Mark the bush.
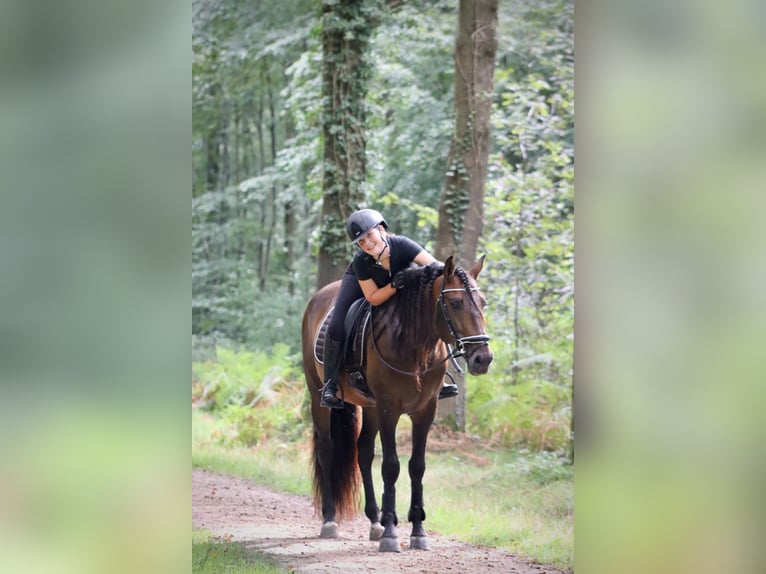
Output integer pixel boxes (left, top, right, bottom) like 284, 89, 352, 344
467, 338, 571, 452
192, 343, 309, 446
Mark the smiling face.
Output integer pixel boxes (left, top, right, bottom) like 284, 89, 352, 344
355, 225, 387, 257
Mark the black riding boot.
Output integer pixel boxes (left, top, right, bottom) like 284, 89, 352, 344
320, 336, 344, 409
438, 380, 459, 400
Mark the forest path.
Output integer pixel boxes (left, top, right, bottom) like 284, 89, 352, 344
192, 468, 567, 574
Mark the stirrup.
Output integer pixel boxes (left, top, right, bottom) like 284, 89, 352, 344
320, 383, 344, 409
438, 383, 458, 400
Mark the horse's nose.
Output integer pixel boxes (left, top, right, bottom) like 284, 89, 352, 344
468, 347, 493, 375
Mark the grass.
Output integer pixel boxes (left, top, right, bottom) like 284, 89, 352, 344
415, 447, 573, 568
192, 530, 286, 573
192, 410, 312, 495
192, 409, 573, 570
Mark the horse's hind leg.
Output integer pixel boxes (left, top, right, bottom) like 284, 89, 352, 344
313, 416, 340, 538
315, 403, 362, 539
407, 405, 438, 550
358, 408, 383, 540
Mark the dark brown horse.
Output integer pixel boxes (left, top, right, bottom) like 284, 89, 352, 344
301, 255, 493, 552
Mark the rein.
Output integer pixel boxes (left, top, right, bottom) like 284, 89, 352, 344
369, 278, 490, 378
369, 321, 452, 377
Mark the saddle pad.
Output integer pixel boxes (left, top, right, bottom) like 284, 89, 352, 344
313, 300, 371, 368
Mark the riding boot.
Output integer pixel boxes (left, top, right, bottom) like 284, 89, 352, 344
438, 380, 459, 400
320, 336, 344, 409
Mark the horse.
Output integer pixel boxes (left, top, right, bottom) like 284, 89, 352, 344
301, 255, 493, 552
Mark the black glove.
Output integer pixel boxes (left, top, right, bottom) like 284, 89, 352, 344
391, 270, 409, 289
427, 261, 445, 273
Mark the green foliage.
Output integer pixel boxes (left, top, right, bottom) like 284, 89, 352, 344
467, 0, 573, 453
192, 344, 308, 447
467, 337, 571, 451
427, 447, 573, 567
366, 0, 455, 237
192, 343, 297, 407
192, 180, 311, 349
318, 212, 353, 264
319, 0, 381, 220
193, 409, 313, 495
193, 530, 286, 573
192, 0, 574, 454
192, 0, 319, 349
442, 169, 471, 245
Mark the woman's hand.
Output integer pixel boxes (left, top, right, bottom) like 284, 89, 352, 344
391, 270, 410, 289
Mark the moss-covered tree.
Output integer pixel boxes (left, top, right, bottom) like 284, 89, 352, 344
434, 0, 499, 430
317, 0, 382, 288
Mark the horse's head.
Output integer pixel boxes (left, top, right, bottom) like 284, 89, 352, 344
437, 255, 494, 375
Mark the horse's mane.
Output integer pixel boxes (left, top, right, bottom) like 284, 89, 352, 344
373, 261, 474, 376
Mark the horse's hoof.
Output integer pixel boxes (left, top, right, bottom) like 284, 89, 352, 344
409, 535, 430, 550
320, 521, 339, 538
369, 522, 384, 541
379, 537, 402, 553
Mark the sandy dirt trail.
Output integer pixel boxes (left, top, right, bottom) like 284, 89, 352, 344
192, 468, 568, 574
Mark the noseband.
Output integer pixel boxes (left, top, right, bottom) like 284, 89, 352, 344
437, 282, 491, 358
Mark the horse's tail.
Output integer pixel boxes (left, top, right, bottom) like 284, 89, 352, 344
311, 403, 362, 521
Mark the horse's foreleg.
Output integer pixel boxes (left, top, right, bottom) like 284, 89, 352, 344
378, 416, 401, 552
407, 404, 437, 550
358, 409, 383, 540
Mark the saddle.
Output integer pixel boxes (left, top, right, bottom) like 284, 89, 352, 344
314, 298, 375, 399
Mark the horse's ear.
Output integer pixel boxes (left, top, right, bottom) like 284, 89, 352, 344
444, 255, 455, 279
470, 254, 486, 279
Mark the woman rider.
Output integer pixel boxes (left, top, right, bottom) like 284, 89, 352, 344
320, 208, 458, 408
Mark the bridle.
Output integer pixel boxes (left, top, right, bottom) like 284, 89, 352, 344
437, 280, 491, 358
369, 275, 490, 377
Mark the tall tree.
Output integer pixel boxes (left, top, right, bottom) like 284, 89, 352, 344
434, 0, 499, 268
193, 0, 317, 348
316, 0, 380, 289
434, 0, 499, 430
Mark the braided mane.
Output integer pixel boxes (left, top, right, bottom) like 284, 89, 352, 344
373, 262, 473, 377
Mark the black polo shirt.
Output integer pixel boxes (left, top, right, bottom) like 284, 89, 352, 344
351, 235, 424, 288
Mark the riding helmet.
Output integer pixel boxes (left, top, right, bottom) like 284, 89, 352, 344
346, 209, 388, 243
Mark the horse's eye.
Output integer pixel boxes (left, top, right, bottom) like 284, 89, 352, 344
450, 299, 463, 311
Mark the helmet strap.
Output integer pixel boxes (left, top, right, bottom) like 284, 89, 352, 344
375, 228, 389, 263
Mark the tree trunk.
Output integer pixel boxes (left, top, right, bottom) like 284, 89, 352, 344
254, 90, 266, 274
569, 358, 575, 465
205, 100, 221, 192
260, 76, 279, 291
316, 0, 376, 289
435, 0, 499, 431
284, 116, 297, 297
512, 275, 521, 385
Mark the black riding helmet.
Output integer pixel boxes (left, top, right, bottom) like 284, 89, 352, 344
346, 209, 388, 243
